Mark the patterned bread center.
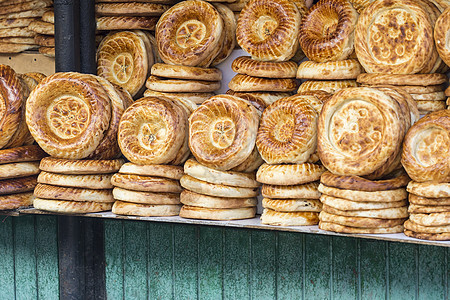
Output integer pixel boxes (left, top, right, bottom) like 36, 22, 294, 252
176, 20, 207, 48
210, 118, 236, 149
415, 127, 449, 167
320, 11, 339, 39
112, 53, 134, 84
368, 9, 417, 65
47, 97, 89, 139
255, 15, 278, 41
329, 100, 383, 157
272, 111, 295, 143
138, 118, 167, 150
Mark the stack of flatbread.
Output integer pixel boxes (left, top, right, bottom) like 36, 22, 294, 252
0, 0, 52, 53
401, 110, 450, 240
112, 96, 192, 217
33, 158, 122, 213
26, 73, 133, 160
28, 9, 54, 57
179, 94, 260, 220
0, 146, 46, 211
318, 172, 410, 234
316, 86, 419, 233
357, 73, 448, 115
297, 0, 359, 93
255, 94, 326, 226
97, 30, 158, 99
111, 163, 183, 217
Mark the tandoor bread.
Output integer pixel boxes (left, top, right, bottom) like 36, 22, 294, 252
113, 187, 181, 205
434, 8, 450, 68
0, 65, 25, 149
180, 205, 256, 220
156, 0, 223, 67
96, 16, 159, 31
317, 87, 403, 176
296, 59, 363, 80
119, 162, 184, 180
180, 175, 259, 198
26, 72, 112, 159
262, 198, 322, 212
39, 157, 124, 175
319, 184, 407, 202
145, 75, 220, 93
404, 230, 450, 241
319, 222, 404, 234
228, 74, 298, 92
261, 182, 321, 199
230, 145, 264, 173
150, 63, 222, 81
211, 3, 236, 66
231, 56, 297, 78
34, 183, 114, 202
0, 145, 46, 164
0, 161, 40, 179
112, 201, 181, 217
97, 30, 150, 97
297, 80, 357, 94
0, 192, 34, 210
256, 95, 318, 164
118, 97, 187, 165
95, 2, 170, 16
111, 173, 183, 193
0, 176, 37, 195
409, 194, 450, 206
189, 95, 259, 171
355, 0, 434, 74
0, 0, 52, 16
319, 211, 406, 228
33, 198, 112, 214
357, 73, 448, 86
257, 163, 326, 185
184, 158, 260, 188
407, 181, 450, 198
401, 110, 450, 183
180, 190, 257, 208
236, 0, 301, 61
320, 194, 407, 211
38, 171, 114, 190
298, 0, 358, 62
261, 209, 319, 226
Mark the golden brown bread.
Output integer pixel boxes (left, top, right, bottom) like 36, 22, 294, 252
38, 171, 114, 190
404, 229, 450, 241
145, 75, 220, 93
0, 17, 37, 29
180, 190, 256, 209
113, 187, 181, 205
409, 212, 450, 226
39, 157, 124, 175
407, 181, 450, 198
26, 72, 112, 159
112, 201, 181, 217
261, 209, 319, 226
298, 80, 357, 94
150, 63, 222, 81
236, 0, 301, 61
211, 3, 236, 66
355, 0, 434, 74
409, 194, 450, 206
319, 211, 406, 228
119, 163, 184, 180
257, 163, 326, 185
262, 182, 321, 199
296, 59, 363, 80
299, 0, 358, 62
319, 183, 407, 202
33, 198, 113, 214
0, 192, 34, 210
231, 56, 297, 78
319, 221, 404, 233
96, 16, 158, 31
0, 9, 47, 20
0, 176, 37, 195
118, 96, 187, 165
189, 95, 259, 171
34, 183, 114, 202
27, 20, 53, 35
95, 2, 170, 16
111, 173, 183, 193
156, 0, 223, 67
320, 194, 407, 211
357, 73, 448, 86
256, 95, 318, 164
402, 110, 450, 183
228, 74, 298, 92
0, 0, 52, 16
317, 87, 403, 177
262, 198, 322, 212
180, 205, 256, 220
408, 204, 450, 214
0, 145, 46, 164
320, 170, 410, 192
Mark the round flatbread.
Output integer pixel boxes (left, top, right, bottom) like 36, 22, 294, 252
409, 212, 450, 226
145, 75, 220, 93
408, 204, 450, 214
404, 229, 450, 241
231, 56, 297, 78
319, 221, 404, 233
180, 190, 256, 209
27, 20, 54, 35
26, 72, 111, 159
96, 16, 158, 31
180, 175, 258, 198
320, 171, 410, 192
322, 204, 409, 219
319, 184, 407, 202
298, 80, 358, 94
317, 87, 403, 177
261, 209, 319, 226
210, 3, 236, 66
228, 74, 298, 92
95, 2, 169, 16
151, 63, 222, 81
112, 200, 181, 217
113, 187, 180, 205
256, 163, 326, 185
261, 182, 321, 199
407, 181, 450, 198
143, 90, 212, 105
180, 205, 256, 220
262, 198, 322, 212
0, 176, 37, 195
0, 192, 34, 210
189, 95, 259, 171
33, 198, 113, 213
37, 171, 113, 190
119, 163, 183, 180
184, 158, 259, 188
404, 219, 450, 233
0, 145, 46, 164
319, 211, 406, 228
357, 73, 448, 86
111, 173, 182, 193
409, 194, 450, 206
297, 59, 363, 80
39, 157, 123, 174
0, 161, 40, 180
320, 194, 407, 211
34, 183, 114, 202
256, 95, 318, 164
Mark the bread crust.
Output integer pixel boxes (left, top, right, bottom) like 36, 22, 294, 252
0, 161, 40, 179
261, 209, 319, 226
119, 163, 184, 180
298, 80, 357, 94
262, 182, 320, 199
113, 187, 180, 205
180, 205, 256, 220
319, 221, 404, 233
39, 157, 123, 175
229, 74, 298, 92
111, 173, 183, 193
407, 181, 450, 198
0, 192, 34, 210
112, 200, 181, 216
257, 163, 326, 185
0, 175, 37, 195
320, 194, 407, 211
0, 145, 46, 164
33, 198, 112, 213
357, 73, 448, 86
95, 2, 170, 16
38, 171, 114, 189
34, 183, 114, 202
297, 59, 363, 80
319, 183, 407, 202
232, 56, 297, 78
151, 63, 222, 81
146, 75, 220, 93
319, 211, 406, 228
409, 194, 450, 206
96, 16, 158, 31
27, 20, 53, 35
404, 229, 450, 241
180, 190, 256, 208
263, 198, 322, 212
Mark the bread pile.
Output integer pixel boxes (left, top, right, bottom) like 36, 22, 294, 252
0, 0, 52, 53
255, 94, 325, 226
33, 158, 121, 213
179, 94, 260, 220
297, 0, 360, 94
28, 9, 54, 57
317, 86, 417, 233
357, 74, 448, 115
97, 30, 158, 98
229, 0, 305, 97
0, 146, 46, 211
95, 0, 172, 31
145, 0, 237, 104
111, 96, 191, 217
401, 110, 450, 240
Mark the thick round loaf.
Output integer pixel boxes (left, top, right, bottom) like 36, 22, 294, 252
96, 16, 158, 31
319, 184, 407, 202
261, 182, 321, 199
228, 74, 298, 92
296, 59, 363, 80
0, 176, 37, 195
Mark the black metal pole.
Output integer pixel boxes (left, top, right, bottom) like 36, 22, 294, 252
79, 0, 96, 74
54, 1, 85, 300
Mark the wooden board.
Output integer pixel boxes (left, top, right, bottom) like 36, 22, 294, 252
0, 52, 54, 75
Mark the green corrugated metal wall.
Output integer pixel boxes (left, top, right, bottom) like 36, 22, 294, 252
0, 216, 449, 299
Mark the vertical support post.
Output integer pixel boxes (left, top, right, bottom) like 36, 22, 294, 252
79, 0, 96, 74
